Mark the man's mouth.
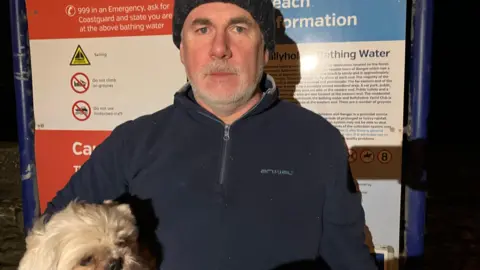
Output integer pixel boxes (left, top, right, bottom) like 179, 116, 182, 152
209, 72, 235, 76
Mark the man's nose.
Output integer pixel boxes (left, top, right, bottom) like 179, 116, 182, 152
210, 31, 232, 59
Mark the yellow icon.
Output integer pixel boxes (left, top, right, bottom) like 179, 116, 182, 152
70, 45, 90, 66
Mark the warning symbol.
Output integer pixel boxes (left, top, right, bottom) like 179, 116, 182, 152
348, 149, 357, 163
360, 149, 374, 163
70, 45, 90, 66
72, 100, 91, 121
70, 72, 89, 94
377, 150, 392, 164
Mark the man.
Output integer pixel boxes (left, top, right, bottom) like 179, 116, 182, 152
44, 0, 377, 269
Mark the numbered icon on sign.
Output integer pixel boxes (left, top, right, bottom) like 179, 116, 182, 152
377, 150, 392, 164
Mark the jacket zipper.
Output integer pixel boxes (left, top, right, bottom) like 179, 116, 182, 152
196, 112, 230, 187
219, 125, 230, 185
197, 93, 267, 188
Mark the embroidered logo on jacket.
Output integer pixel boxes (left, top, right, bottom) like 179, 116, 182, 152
260, 169, 294, 176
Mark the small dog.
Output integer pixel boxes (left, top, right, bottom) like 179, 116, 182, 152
18, 200, 152, 270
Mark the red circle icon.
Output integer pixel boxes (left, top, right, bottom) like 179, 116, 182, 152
70, 72, 90, 94
72, 100, 91, 121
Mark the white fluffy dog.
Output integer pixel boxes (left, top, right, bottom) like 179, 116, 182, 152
18, 200, 152, 270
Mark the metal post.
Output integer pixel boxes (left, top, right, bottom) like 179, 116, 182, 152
406, 0, 433, 267
9, 0, 39, 233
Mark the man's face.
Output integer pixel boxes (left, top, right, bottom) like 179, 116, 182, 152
180, 2, 269, 112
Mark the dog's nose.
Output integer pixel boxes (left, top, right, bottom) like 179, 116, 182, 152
106, 258, 123, 270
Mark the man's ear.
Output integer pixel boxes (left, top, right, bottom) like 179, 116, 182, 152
264, 49, 270, 65
180, 41, 185, 65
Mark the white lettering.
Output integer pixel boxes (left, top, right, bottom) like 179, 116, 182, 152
72, 142, 97, 156
78, 15, 115, 24
108, 5, 145, 14
276, 14, 358, 29
73, 165, 82, 172
272, 0, 310, 9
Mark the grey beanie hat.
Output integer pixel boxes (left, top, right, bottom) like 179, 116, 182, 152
172, 0, 276, 54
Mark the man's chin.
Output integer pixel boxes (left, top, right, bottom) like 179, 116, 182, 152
196, 81, 241, 98
190, 82, 256, 107
200, 95, 241, 107
204, 77, 240, 89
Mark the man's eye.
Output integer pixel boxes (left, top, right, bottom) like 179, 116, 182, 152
196, 27, 208, 34
234, 26, 245, 33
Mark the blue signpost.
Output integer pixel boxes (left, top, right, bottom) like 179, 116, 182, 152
406, 0, 434, 266
9, 0, 39, 233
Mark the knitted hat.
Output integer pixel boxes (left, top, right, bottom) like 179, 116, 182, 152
172, 0, 276, 54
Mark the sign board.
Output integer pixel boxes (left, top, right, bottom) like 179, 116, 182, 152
26, 0, 406, 267
266, 1, 407, 263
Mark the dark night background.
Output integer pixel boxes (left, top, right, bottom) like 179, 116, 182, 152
0, 1, 479, 269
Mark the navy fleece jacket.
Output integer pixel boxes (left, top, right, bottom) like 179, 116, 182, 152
45, 74, 377, 270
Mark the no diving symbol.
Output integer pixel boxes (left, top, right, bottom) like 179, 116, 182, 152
71, 72, 89, 94
72, 100, 91, 121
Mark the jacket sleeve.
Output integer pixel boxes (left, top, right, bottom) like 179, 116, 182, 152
319, 136, 378, 270
43, 121, 133, 216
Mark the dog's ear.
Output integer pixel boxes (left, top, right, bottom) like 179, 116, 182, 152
18, 217, 60, 270
103, 199, 133, 216
115, 203, 133, 216
103, 199, 114, 205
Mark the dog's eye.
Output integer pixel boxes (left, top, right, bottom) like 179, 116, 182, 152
116, 240, 127, 247
79, 255, 93, 266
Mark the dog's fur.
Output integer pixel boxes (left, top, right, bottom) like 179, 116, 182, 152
18, 200, 152, 270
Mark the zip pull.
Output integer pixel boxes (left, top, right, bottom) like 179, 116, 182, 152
223, 125, 230, 141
